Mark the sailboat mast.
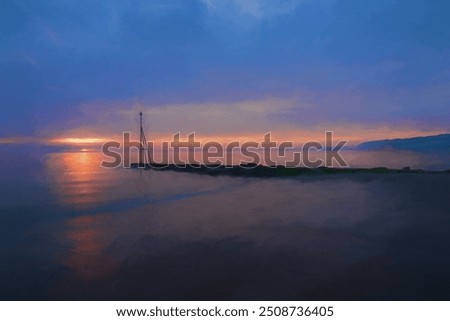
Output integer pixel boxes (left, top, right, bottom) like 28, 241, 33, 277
139, 112, 143, 164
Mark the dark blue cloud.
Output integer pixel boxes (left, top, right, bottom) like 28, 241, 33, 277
1, 0, 449, 136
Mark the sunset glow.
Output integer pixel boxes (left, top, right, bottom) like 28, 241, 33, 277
51, 137, 108, 145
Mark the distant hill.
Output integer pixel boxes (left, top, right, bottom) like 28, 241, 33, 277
357, 133, 450, 152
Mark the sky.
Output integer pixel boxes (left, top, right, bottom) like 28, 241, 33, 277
1, 0, 450, 145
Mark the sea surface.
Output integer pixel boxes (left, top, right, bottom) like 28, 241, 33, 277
0, 145, 450, 300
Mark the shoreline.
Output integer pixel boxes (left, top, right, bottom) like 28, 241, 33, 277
130, 163, 450, 177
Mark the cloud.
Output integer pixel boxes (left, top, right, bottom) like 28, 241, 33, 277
201, 0, 309, 20
1, 0, 450, 140
43, 96, 301, 140
30, 85, 449, 146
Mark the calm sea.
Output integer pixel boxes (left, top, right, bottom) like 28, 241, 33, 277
0, 145, 449, 300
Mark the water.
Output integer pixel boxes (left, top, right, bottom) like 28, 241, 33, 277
0, 146, 450, 300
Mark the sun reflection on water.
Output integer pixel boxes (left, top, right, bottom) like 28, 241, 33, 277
62, 214, 119, 280
44, 151, 120, 208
